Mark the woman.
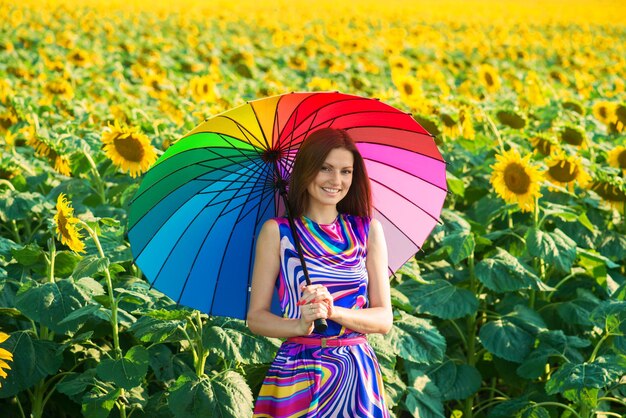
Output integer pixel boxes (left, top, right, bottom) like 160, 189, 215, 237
247, 128, 392, 417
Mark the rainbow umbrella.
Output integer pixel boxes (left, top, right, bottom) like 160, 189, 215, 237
128, 92, 447, 319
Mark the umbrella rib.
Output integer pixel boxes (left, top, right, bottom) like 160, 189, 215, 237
369, 177, 443, 224
133, 161, 267, 262
216, 133, 266, 173
249, 102, 272, 151
149, 160, 270, 299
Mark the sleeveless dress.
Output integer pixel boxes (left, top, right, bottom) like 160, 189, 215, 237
253, 214, 389, 418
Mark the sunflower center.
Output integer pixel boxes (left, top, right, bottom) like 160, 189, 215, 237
113, 133, 145, 162
598, 106, 608, 119
617, 105, 626, 124
561, 127, 584, 145
403, 82, 413, 96
593, 182, 626, 202
549, 161, 577, 182
484, 72, 494, 87
503, 162, 531, 194
57, 211, 70, 239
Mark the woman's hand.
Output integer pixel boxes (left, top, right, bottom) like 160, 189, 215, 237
297, 284, 334, 335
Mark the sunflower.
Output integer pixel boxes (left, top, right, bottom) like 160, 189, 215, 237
529, 133, 557, 156
43, 78, 74, 101
389, 55, 411, 75
478, 64, 501, 93
54, 194, 85, 253
101, 121, 158, 178
67, 48, 91, 67
394, 75, 423, 108
0, 111, 17, 132
287, 55, 307, 71
544, 150, 591, 190
189, 75, 217, 103
0, 331, 12, 388
591, 177, 626, 212
558, 125, 587, 148
490, 149, 543, 212
496, 109, 526, 129
608, 145, 626, 173
459, 106, 476, 140
592, 101, 616, 125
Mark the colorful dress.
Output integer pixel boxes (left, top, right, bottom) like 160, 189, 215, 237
253, 214, 389, 418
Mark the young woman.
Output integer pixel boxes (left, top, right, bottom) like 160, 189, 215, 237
247, 128, 392, 417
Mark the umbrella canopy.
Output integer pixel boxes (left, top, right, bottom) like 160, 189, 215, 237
128, 92, 447, 319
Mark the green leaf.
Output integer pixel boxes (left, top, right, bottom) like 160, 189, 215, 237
526, 228, 577, 272
81, 387, 121, 418
115, 288, 153, 305
590, 300, 626, 333
446, 172, 465, 197
96, 346, 149, 390
479, 318, 534, 363
441, 230, 475, 264
0, 331, 63, 398
475, 248, 546, 292
383, 373, 407, 409
56, 369, 97, 403
0, 190, 48, 221
58, 304, 102, 326
11, 243, 44, 266
203, 317, 282, 364
426, 360, 482, 401
545, 361, 616, 395
517, 330, 589, 379
144, 308, 194, 321
15, 277, 105, 334
403, 372, 445, 418
72, 255, 110, 279
394, 279, 478, 319
54, 251, 82, 277
386, 311, 446, 364
167, 372, 253, 418
0, 236, 19, 259
128, 315, 184, 343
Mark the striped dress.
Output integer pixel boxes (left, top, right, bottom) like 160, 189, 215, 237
253, 214, 389, 418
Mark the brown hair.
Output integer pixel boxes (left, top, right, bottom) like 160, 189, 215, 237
287, 128, 372, 218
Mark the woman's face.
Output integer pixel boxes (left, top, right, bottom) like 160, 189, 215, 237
306, 147, 354, 209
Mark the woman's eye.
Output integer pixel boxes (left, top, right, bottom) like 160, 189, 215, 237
342, 170, 352, 175
321, 166, 332, 172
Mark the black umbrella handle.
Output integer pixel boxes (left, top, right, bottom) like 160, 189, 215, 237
276, 178, 327, 334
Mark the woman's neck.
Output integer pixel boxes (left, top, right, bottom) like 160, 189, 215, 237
303, 205, 339, 225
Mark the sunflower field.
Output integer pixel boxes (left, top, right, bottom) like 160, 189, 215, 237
1, 0, 626, 416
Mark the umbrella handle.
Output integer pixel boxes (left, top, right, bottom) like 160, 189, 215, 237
314, 318, 328, 333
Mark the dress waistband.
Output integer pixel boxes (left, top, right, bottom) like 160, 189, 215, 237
286, 336, 367, 348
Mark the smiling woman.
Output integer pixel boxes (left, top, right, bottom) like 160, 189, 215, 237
247, 128, 392, 417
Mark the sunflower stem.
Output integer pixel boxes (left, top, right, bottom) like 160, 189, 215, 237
79, 221, 122, 359
193, 310, 209, 377
464, 252, 478, 418
82, 148, 106, 205
47, 238, 56, 284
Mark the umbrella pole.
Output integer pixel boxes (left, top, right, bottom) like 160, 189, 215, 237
274, 170, 328, 333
